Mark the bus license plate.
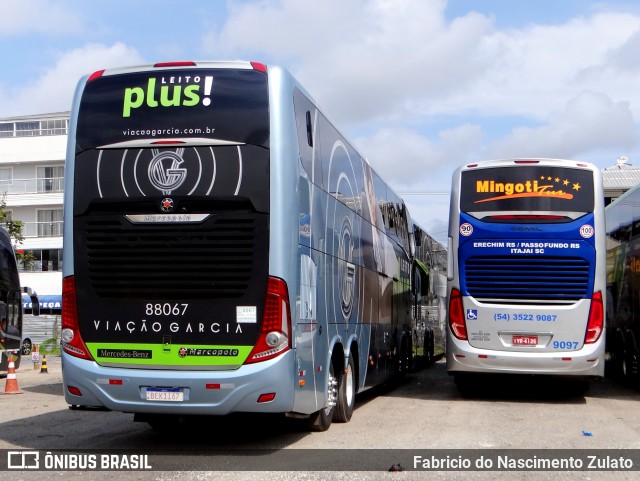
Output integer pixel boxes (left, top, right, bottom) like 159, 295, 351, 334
513, 335, 538, 346
146, 387, 184, 402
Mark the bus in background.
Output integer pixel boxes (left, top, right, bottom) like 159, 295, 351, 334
0, 228, 28, 370
411, 223, 447, 364
605, 183, 640, 383
446, 158, 606, 390
62, 60, 430, 431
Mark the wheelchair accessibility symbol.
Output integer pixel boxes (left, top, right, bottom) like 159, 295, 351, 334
466, 309, 478, 320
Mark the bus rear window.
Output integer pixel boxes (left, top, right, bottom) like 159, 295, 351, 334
460, 166, 594, 214
75, 68, 269, 150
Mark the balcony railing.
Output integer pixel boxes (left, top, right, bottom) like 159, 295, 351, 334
1, 177, 64, 195
20, 260, 61, 272
22, 221, 64, 238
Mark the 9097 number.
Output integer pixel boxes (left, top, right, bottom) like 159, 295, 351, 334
553, 341, 579, 350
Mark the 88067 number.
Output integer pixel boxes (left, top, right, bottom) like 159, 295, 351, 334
145, 303, 189, 316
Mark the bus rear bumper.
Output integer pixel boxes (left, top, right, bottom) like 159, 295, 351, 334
61, 351, 297, 415
446, 337, 605, 377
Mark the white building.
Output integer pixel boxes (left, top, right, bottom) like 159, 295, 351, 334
0, 112, 68, 298
602, 156, 640, 206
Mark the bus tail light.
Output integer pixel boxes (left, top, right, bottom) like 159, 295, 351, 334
245, 277, 292, 364
61, 276, 94, 361
585, 291, 604, 344
448, 288, 467, 340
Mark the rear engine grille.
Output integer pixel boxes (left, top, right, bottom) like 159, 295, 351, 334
463, 255, 590, 303
77, 215, 265, 299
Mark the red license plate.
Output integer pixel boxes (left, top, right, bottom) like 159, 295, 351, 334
513, 335, 538, 346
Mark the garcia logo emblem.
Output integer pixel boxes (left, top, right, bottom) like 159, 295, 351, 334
160, 198, 174, 213
148, 148, 187, 195
338, 216, 355, 321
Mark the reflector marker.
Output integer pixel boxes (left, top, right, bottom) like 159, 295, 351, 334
205, 383, 234, 390
257, 393, 276, 403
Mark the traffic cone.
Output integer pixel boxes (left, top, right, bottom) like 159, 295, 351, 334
40, 355, 48, 374
2, 353, 21, 395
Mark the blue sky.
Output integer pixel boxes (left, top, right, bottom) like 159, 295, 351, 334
3, 0, 640, 243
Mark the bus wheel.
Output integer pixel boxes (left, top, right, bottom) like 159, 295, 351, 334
334, 355, 356, 423
398, 335, 412, 374
425, 332, 433, 365
623, 339, 638, 382
308, 362, 338, 432
454, 373, 476, 397
21, 338, 32, 356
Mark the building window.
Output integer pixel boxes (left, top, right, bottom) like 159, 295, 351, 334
0, 168, 12, 193
18, 248, 62, 272
15, 121, 40, 137
36, 166, 64, 193
37, 209, 63, 237
0, 118, 69, 137
0, 123, 13, 138
41, 119, 68, 135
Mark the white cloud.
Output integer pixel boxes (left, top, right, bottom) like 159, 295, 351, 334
355, 123, 483, 189
203, 0, 495, 124
436, 12, 640, 119
0, 43, 144, 116
0, 0, 84, 36
201, 1, 640, 127
487, 91, 637, 160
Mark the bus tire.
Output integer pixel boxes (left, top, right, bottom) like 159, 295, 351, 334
612, 334, 627, 380
334, 355, 356, 423
454, 372, 476, 397
308, 362, 338, 432
425, 331, 434, 365
623, 338, 637, 382
398, 334, 412, 374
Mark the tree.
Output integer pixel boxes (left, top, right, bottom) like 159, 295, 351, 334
0, 195, 36, 270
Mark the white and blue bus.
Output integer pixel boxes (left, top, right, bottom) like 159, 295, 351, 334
446, 158, 606, 388
61, 60, 434, 431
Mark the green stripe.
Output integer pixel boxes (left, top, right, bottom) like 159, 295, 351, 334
415, 259, 430, 276
86, 343, 252, 366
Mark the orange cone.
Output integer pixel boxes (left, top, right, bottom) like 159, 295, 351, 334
2, 353, 22, 395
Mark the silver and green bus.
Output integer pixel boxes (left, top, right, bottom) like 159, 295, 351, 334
62, 60, 433, 430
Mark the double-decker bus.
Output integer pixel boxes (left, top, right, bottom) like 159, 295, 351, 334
411, 224, 447, 364
605, 183, 640, 382
0, 228, 26, 370
62, 60, 429, 431
446, 158, 606, 389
